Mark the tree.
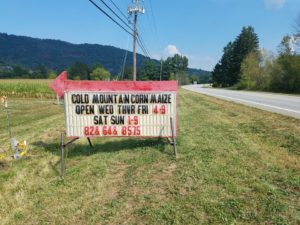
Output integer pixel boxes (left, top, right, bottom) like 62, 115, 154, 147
212, 41, 235, 86
139, 59, 159, 80
212, 26, 259, 86
161, 54, 189, 84
48, 71, 57, 79
237, 51, 269, 90
90, 66, 110, 80
69, 62, 90, 80
190, 75, 199, 84
12, 65, 30, 78
270, 54, 300, 93
122, 66, 133, 80
278, 35, 293, 55
231, 26, 259, 85
34, 64, 48, 79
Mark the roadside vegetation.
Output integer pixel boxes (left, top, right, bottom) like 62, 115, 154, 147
0, 86, 299, 224
212, 14, 300, 94
0, 79, 55, 98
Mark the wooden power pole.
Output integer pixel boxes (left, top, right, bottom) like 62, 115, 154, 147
128, 0, 144, 81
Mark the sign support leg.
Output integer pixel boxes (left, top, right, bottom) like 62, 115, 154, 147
60, 132, 65, 179
170, 117, 177, 160
87, 137, 93, 147
59, 134, 92, 179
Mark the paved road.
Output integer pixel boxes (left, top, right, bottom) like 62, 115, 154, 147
183, 85, 300, 119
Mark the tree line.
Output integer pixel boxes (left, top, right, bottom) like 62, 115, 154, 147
0, 54, 210, 85
212, 16, 300, 93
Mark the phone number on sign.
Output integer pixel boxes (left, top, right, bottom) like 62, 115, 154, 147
84, 126, 141, 136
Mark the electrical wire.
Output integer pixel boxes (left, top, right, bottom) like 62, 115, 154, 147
88, 0, 133, 37
137, 34, 150, 58
108, 0, 128, 21
98, 0, 134, 32
88, 0, 151, 58
119, 36, 130, 80
149, 0, 159, 42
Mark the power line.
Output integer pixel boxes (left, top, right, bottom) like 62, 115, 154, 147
88, 0, 149, 58
137, 34, 150, 58
98, 0, 133, 32
120, 36, 130, 80
88, 0, 133, 37
108, 0, 128, 21
148, 0, 160, 46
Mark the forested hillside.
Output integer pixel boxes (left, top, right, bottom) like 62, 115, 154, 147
0, 33, 143, 75
0, 33, 210, 81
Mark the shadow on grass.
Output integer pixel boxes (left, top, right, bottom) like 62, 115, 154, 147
32, 137, 170, 158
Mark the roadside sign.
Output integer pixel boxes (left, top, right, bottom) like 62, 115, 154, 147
50, 72, 178, 138
49, 71, 179, 178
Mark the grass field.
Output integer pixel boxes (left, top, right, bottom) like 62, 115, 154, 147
0, 87, 299, 224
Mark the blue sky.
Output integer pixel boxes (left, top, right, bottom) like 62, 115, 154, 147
0, 0, 299, 71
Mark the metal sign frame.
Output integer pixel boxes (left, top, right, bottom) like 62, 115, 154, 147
49, 72, 178, 179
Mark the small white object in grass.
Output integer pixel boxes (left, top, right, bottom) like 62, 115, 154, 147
10, 138, 18, 151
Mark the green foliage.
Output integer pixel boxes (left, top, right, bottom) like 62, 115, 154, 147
0, 33, 210, 81
278, 35, 294, 55
270, 54, 300, 93
121, 66, 133, 80
1, 91, 300, 224
212, 42, 235, 87
139, 59, 159, 80
188, 68, 212, 84
234, 34, 300, 93
212, 26, 259, 86
237, 51, 270, 90
90, 67, 110, 80
162, 54, 188, 80
33, 65, 48, 79
68, 62, 90, 80
0, 33, 147, 75
213, 26, 300, 94
12, 65, 30, 78
47, 71, 57, 79
190, 75, 199, 84
161, 54, 190, 85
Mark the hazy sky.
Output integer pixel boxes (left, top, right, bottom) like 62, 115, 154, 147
0, 0, 299, 71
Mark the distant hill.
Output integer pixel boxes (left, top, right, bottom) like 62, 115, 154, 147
0, 32, 210, 79
188, 68, 212, 83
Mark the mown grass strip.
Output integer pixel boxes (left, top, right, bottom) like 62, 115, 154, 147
0, 89, 299, 224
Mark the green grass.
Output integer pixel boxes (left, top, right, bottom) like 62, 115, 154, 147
0, 89, 299, 224
0, 79, 55, 98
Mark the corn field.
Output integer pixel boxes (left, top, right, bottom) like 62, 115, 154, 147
0, 79, 55, 98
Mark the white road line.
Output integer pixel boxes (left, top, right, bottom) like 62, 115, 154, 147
190, 89, 300, 115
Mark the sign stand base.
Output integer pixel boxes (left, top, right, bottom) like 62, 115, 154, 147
60, 133, 93, 179
59, 121, 177, 179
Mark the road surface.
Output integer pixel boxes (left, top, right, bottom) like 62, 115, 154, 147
183, 85, 300, 119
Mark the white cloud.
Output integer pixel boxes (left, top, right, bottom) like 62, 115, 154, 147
264, 0, 286, 9
164, 45, 181, 57
152, 45, 216, 71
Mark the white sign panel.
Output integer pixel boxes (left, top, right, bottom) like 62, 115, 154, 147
64, 92, 177, 138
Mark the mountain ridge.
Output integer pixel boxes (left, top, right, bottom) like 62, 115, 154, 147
0, 32, 210, 78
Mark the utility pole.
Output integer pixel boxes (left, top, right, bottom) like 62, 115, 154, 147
128, 0, 144, 81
